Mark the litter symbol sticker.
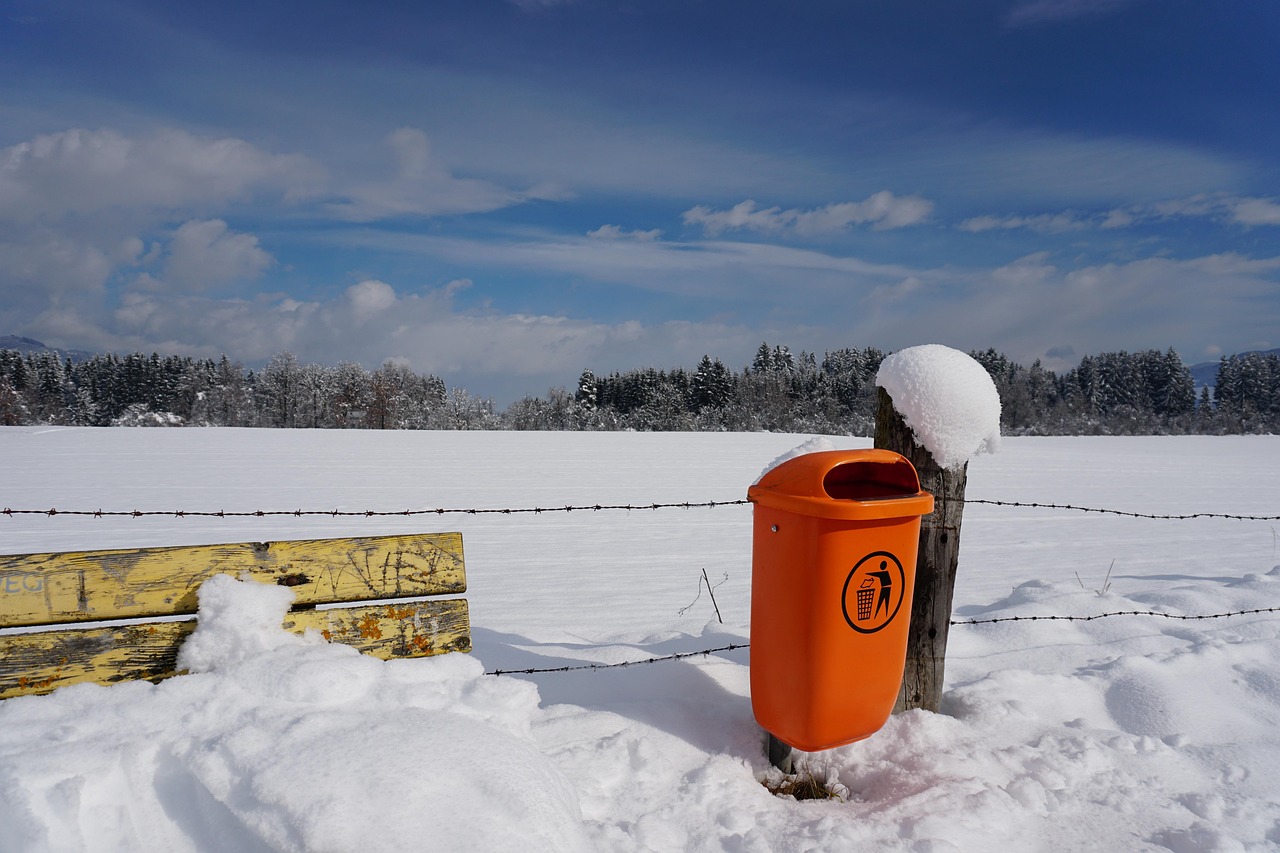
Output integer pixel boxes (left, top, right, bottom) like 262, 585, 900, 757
841, 551, 906, 634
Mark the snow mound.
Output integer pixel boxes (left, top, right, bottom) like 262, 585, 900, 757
875, 344, 1001, 469
754, 435, 838, 482
0, 575, 590, 853
177, 574, 312, 672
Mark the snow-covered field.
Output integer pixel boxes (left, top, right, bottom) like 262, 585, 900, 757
2, 427, 1279, 852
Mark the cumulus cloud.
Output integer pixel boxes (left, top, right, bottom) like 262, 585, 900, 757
345, 279, 398, 320
31, 275, 755, 404
162, 219, 274, 291
15, 230, 1280, 406
971, 252, 1277, 365
682, 192, 934, 237
0, 128, 311, 318
326, 128, 554, 221
0, 128, 322, 222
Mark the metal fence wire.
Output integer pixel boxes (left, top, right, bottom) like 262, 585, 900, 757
3, 499, 1278, 521
484, 604, 1280, 676
4, 494, 1278, 677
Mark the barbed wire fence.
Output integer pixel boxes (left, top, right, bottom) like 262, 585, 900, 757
3, 498, 1278, 520
483, 605, 1280, 676
0, 499, 752, 518
4, 495, 1279, 676
961, 499, 1280, 522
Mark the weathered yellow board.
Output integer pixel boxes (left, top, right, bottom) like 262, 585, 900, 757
0, 598, 471, 700
0, 533, 471, 700
0, 533, 465, 628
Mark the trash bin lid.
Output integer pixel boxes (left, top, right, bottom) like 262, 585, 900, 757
747, 449, 934, 521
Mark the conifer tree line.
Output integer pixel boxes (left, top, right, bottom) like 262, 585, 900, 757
1, 343, 1278, 434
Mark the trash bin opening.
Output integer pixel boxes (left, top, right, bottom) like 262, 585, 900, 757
823, 460, 920, 501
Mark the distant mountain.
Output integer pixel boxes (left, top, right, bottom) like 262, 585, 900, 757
0, 335, 95, 362
1188, 348, 1280, 391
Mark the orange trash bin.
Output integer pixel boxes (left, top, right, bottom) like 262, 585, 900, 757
747, 449, 934, 752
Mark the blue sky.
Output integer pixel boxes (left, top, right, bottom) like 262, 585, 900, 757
2, 0, 1277, 403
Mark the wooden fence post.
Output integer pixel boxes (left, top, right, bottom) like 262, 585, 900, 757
873, 386, 967, 713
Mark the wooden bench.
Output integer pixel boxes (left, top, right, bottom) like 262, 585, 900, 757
0, 532, 470, 700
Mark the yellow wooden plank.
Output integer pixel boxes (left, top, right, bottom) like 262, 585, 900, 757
0, 598, 470, 700
0, 620, 195, 700
0, 533, 465, 628
288, 598, 471, 660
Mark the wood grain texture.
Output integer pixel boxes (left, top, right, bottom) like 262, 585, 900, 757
0, 598, 470, 700
1, 533, 470, 700
0, 533, 465, 628
874, 386, 968, 714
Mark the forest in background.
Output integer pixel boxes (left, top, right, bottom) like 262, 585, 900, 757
1, 343, 1278, 435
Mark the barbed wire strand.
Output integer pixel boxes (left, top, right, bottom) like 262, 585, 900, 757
962, 499, 1280, 522
485, 643, 749, 676
0, 500, 750, 518
953, 605, 1280, 625
486, 606, 1280, 675
2, 498, 1278, 521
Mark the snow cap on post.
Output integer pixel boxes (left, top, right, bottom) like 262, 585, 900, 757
874, 344, 1001, 470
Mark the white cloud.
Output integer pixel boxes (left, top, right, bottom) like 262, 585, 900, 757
959, 212, 1091, 234
162, 219, 274, 291
1186, 253, 1280, 277
1099, 209, 1135, 229
867, 276, 928, 309
791, 192, 935, 233
0, 128, 308, 317
334, 228, 925, 303
325, 128, 553, 221
29, 278, 757, 403
16, 236, 1280, 407
963, 194, 1280, 235
345, 280, 398, 320
0, 128, 322, 222
1229, 198, 1280, 227
587, 224, 662, 241
965, 253, 1278, 366
1126, 195, 1280, 228
682, 192, 933, 237
989, 252, 1059, 287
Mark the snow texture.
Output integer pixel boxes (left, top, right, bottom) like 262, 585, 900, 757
1, 428, 1279, 852
875, 344, 1001, 469
755, 435, 837, 482
176, 573, 312, 673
